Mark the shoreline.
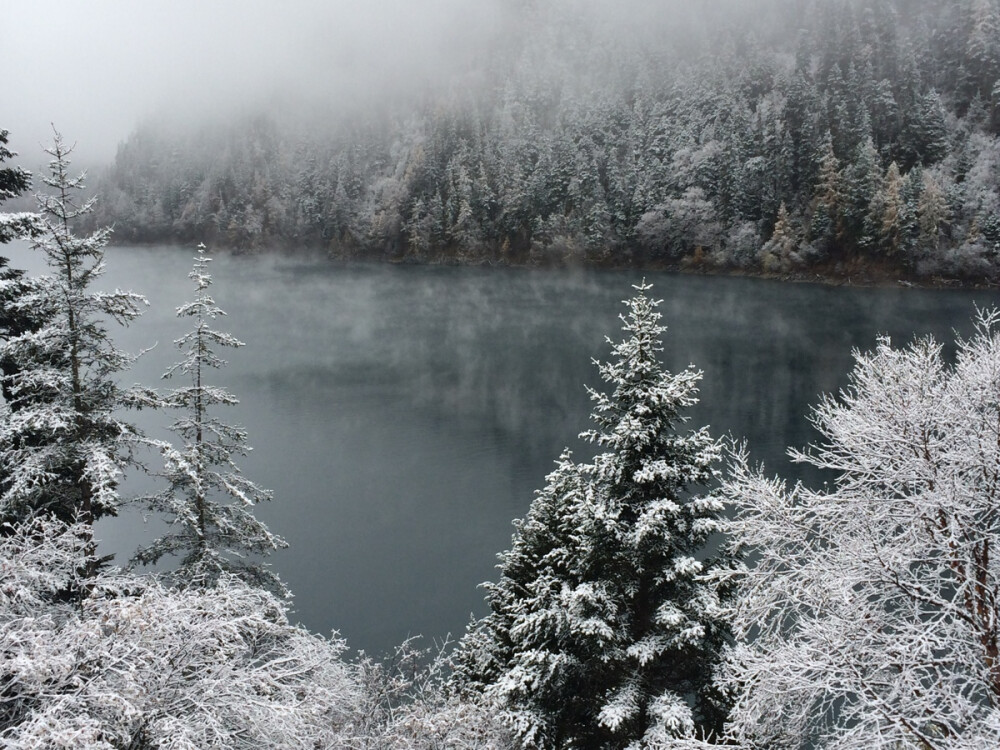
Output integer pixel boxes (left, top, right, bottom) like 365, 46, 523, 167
106, 238, 1000, 292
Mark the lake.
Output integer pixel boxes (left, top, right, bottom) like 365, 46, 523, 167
6, 243, 998, 655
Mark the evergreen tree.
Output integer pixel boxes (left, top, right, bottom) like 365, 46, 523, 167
455, 283, 731, 748
0, 131, 146, 582
966, 0, 1000, 102
899, 90, 950, 168
452, 450, 598, 748
760, 202, 800, 272
0, 130, 44, 408
0, 129, 38, 244
917, 172, 951, 256
578, 282, 730, 747
133, 250, 286, 592
876, 160, 909, 256
842, 136, 883, 252
809, 132, 844, 256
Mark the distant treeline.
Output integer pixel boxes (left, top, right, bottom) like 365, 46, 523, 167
93, 0, 1000, 280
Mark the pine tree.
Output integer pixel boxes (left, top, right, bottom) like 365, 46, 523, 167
133, 250, 286, 592
967, 0, 1000, 101
452, 451, 598, 748
809, 132, 844, 256
0, 129, 38, 244
760, 202, 800, 272
877, 161, 908, 256
842, 136, 883, 252
578, 282, 730, 747
899, 90, 950, 169
0, 130, 43, 408
0, 131, 146, 582
454, 283, 731, 748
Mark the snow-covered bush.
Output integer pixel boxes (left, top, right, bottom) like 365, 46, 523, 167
0, 515, 356, 749
0, 514, 517, 749
343, 637, 516, 749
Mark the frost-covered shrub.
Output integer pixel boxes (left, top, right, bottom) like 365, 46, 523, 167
0, 516, 355, 749
925, 239, 1000, 280
720, 309, 1000, 748
0, 515, 515, 749
344, 638, 516, 749
721, 221, 762, 269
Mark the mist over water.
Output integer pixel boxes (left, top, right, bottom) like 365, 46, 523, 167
5, 242, 993, 654
6, 0, 761, 167
6, 0, 505, 165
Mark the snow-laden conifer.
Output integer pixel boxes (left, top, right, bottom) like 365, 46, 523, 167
0, 129, 44, 411
452, 450, 602, 747
578, 282, 731, 747
0, 131, 146, 582
133, 250, 286, 592
0, 129, 39, 245
454, 282, 732, 748
349, 638, 517, 749
719, 308, 1000, 748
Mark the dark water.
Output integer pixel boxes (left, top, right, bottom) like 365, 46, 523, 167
8, 243, 998, 654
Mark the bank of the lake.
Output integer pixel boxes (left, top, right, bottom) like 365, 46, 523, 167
320, 239, 1000, 291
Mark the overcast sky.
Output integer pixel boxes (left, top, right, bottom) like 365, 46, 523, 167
5, 0, 507, 166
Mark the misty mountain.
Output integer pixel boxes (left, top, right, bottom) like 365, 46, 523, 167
90, 0, 1000, 280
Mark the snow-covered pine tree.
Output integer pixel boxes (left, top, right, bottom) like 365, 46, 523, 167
454, 282, 732, 748
760, 202, 800, 273
0, 129, 44, 410
577, 282, 730, 747
808, 132, 843, 255
0, 129, 38, 244
133, 250, 286, 592
917, 169, 951, 254
877, 161, 909, 256
0, 131, 146, 580
451, 450, 602, 747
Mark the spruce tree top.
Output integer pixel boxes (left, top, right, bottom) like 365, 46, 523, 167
583, 281, 718, 523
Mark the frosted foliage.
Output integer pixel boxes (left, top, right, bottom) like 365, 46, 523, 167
344, 639, 516, 749
1, 520, 513, 748
720, 308, 1000, 749
453, 283, 732, 748
0, 213, 38, 244
133, 251, 285, 593
0, 131, 146, 534
0, 516, 357, 749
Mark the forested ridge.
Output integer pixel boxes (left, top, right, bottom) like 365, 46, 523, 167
93, 0, 1000, 280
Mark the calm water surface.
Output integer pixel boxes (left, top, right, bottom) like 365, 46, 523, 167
9, 243, 998, 654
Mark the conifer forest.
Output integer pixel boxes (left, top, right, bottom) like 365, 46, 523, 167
90, 0, 1000, 282
5, 0, 1000, 747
